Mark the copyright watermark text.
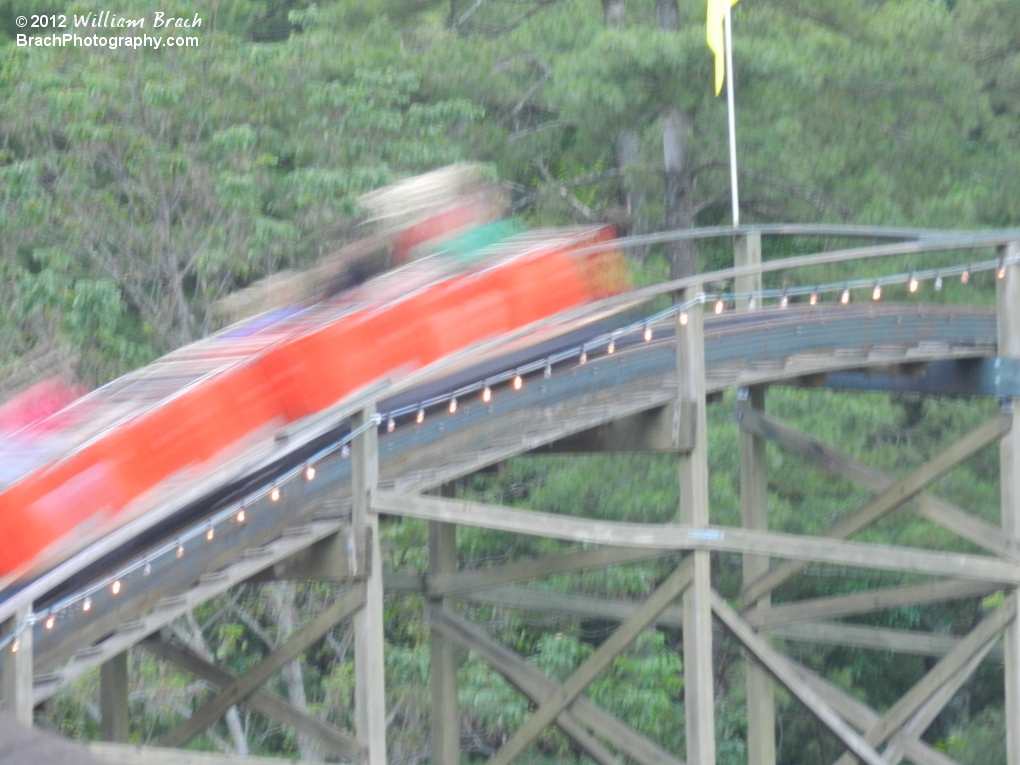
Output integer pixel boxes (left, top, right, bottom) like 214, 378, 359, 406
14, 11, 203, 50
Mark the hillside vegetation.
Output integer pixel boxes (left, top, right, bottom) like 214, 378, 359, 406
3, 0, 1020, 762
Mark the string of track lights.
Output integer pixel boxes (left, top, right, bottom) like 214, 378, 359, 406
3, 252, 1017, 655
0, 415, 381, 656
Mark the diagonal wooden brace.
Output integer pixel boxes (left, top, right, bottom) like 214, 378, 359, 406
484, 560, 694, 765
737, 406, 1012, 560
791, 664, 961, 765
159, 583, 366, 748
830, 596, 1016, 765
710, 590, 886, 765
141, 639, 364, 762
428, 605, 682, 765
882, 639, 996, 765
742, 412, 1012, 604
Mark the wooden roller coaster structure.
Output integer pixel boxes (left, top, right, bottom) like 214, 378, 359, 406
3, 225, 1020, 765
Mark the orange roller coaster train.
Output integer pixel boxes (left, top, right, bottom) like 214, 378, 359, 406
0, 166, 630, 582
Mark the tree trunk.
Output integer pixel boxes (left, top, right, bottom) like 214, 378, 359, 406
172, 613, 250, 756
602, 0, 625, 28
603, 0, 647, 258
657, 0, 698, 279
655, 0, 680, 30
663, 107, 697, 279
267, 583, 323, 762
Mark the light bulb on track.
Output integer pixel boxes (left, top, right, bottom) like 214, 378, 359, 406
482, 386, 492, 403
872, 284, 881, 301
513, 374, 523, 391
840, 287, 851, 305
111, 580, 121, 595
83, 598, 92, 612
206, 526, 215, 540
448, 397, 457, 414
935, 274, 943, 291
679, 311, 689, 326
579, 351, 587, 365
305, 464, 316, 481
961, 268, 970, 284
643, 325, 653, 342
607, 339, 615, 354
780, 293, 789, 309
237, 509, 246, 523
45, 616, 55, 630
416, 408, 425, 424
809, 291, 818, 306
714, 299, 724, 315
909, 274, 918, 293
387, 417, 395, 433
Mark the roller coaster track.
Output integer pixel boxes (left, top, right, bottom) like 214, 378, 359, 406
3, 224, 1020, 764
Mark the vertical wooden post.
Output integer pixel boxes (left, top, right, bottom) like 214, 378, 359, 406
735, 230, 774, 764
677, 286, 716, 765
429, 518, 459, 765
352, 407, 388, 765
1, 607, 33, 725
734, 231, 762, 310
739, 387, 775, 765
100, 650, 130, 742
997, 241, 1020, 765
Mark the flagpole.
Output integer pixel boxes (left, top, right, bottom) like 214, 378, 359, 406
724, 3, 740, 229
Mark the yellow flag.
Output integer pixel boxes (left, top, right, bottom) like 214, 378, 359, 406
707, 0, 739, 96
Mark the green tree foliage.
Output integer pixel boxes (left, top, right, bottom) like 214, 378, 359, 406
8, 0, 1019, 761
0, 0, 477, 379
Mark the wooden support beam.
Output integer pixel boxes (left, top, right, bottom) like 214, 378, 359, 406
159, 583, 366, 748
744, 578, 1001, 629
440, 583, 1003, 663
429, 517, 459, 765
882, 641, 996, 765
734, 232, 763, 307
88, 742, 328, 765
459, 585, 684, 628
531, 405, 694, 454
140, 640, 363, 762
742, 412, 1012, 604
830, 597, 1015, 765
457, 584, 1006, 667
739, 387, 775, 765
372, 492, 1020, 585
677, 287, 715, 765
996, 239, 1020, 765
2, 606, 33, 724
485, 560, 694, 765
100, 651, 129, 743
352, 407, 388, 765
773, 620, 1003, 661
709, 591, 885, 765
792, 666, 961, 765
737, 406, 1013, 559
245, 530, 356, 583
428, 547, 668, 598
429, 606, 682, 765
1005, 586, 1020, 765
